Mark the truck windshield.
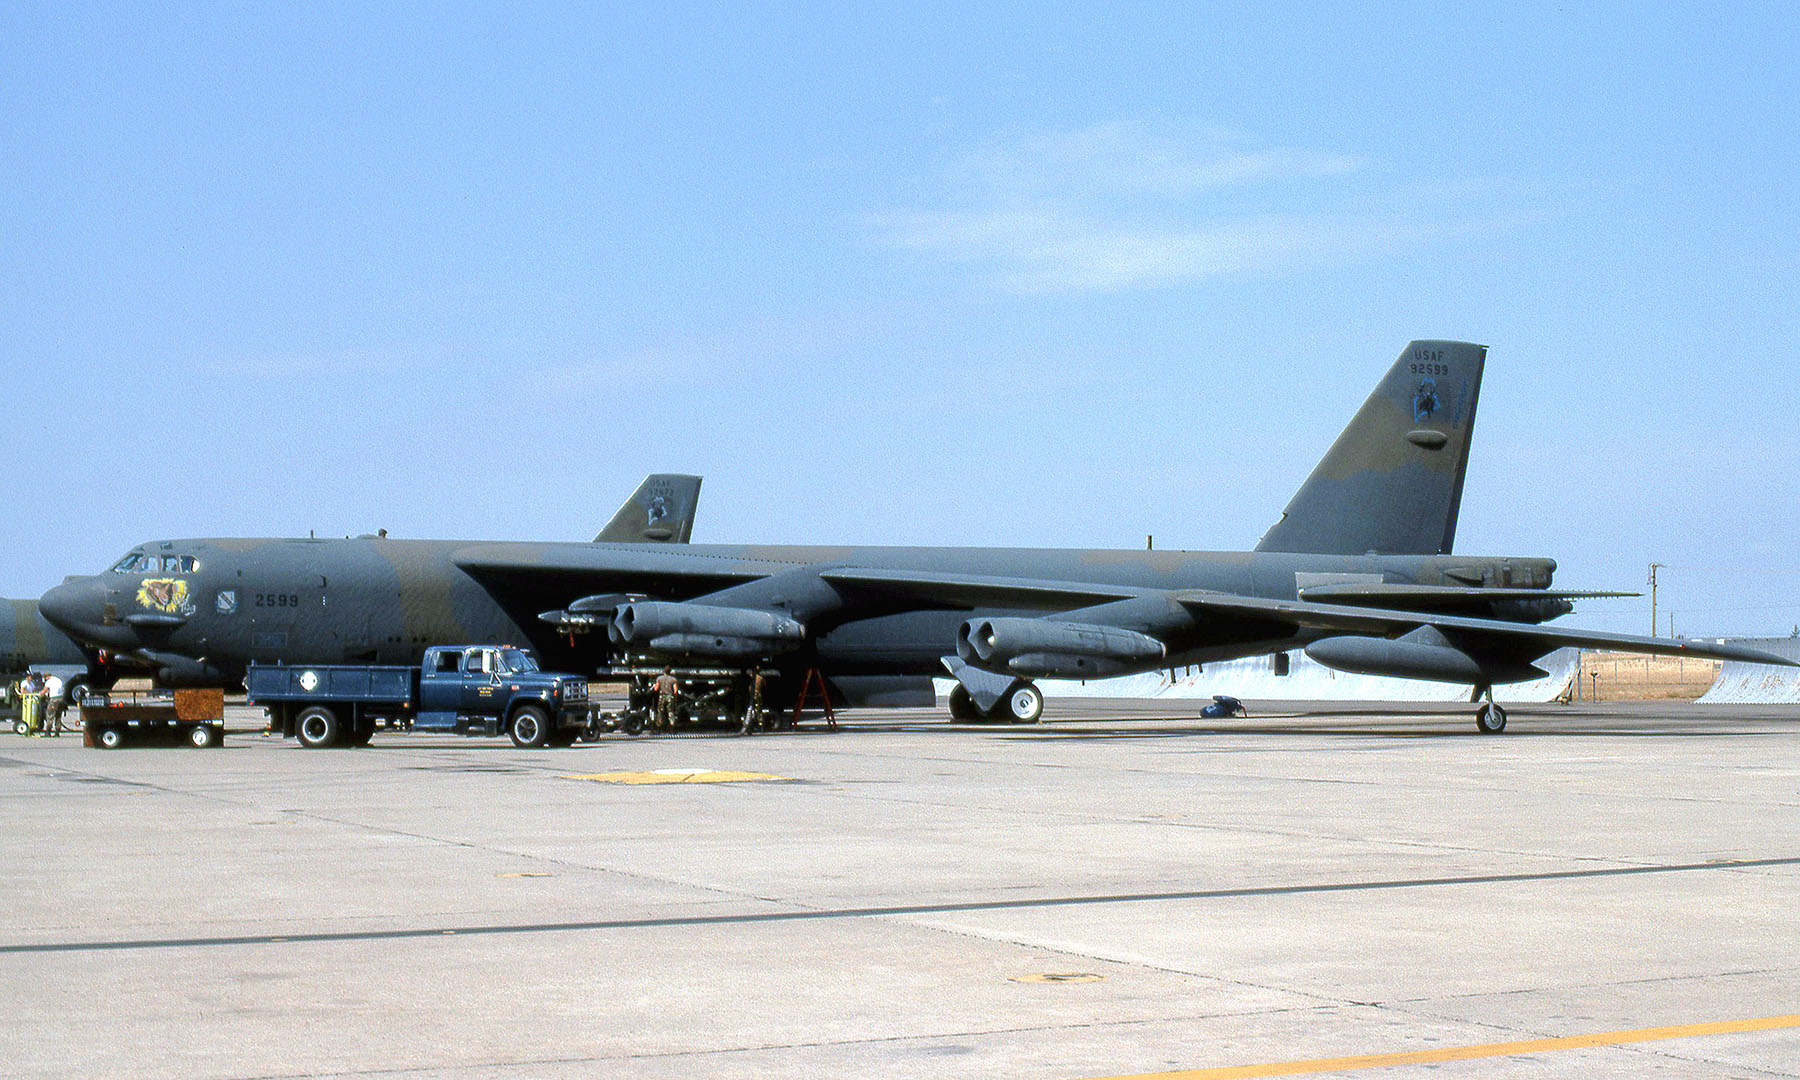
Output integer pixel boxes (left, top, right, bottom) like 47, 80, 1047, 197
500, 649, 538, 674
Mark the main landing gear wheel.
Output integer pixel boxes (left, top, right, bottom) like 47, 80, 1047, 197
1001, 683, 1044, 724
509, 705, 552, 748
295, 706, 342, 749
947, 684, 983, 721
1476, 702, 1507, 734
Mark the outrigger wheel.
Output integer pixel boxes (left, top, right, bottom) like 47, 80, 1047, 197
1473, 685, 1507, 734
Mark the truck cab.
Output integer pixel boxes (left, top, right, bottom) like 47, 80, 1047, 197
414, 644, 588, 744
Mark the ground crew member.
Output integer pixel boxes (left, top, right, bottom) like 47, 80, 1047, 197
18, 672, 44, 735
652, 668, 679, 732
741, 669, 767, 734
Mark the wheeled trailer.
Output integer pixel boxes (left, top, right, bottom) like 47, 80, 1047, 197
81, 688, 225, 749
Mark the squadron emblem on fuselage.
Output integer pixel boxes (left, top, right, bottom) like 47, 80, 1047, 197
137, 578, 196, 617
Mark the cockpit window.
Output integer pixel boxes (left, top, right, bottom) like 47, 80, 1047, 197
112, 552, 198, 573
500, 648, 538, 674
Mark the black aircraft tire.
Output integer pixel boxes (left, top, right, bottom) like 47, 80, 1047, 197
1003, 683, 1044, 724
509, 705, 552, 749
96, 726, 125, 750
947, 685, 983, 721
295, 706, 343, 749
1476, 704, 1507, 734
186, 724, 220, 749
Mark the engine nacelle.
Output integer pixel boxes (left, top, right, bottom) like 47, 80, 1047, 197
958, 617, 1165, 673
1304, 627, 1545, 685
612, 602, 805, 657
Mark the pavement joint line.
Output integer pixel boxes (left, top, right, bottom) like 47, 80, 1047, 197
1074, 1013, 1800, 1079
4, 854, 1796, 956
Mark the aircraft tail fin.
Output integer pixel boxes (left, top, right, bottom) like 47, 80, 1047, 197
1255, 340, 1485, 556
596, 474, 703, 543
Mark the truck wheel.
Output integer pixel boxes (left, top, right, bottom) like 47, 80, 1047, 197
509, 705, 551, 748
186, 724, 220, 749
96, 726, 125, 750
295, 706, 343, 749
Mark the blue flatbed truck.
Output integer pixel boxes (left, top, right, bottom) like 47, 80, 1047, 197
247, 644, 590, 749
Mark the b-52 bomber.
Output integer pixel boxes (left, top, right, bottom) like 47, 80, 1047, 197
37, 341, 1786, 732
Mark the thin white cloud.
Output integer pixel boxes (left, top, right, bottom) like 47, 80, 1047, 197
871, 123, 1488, 294
879, 206, 1416, 294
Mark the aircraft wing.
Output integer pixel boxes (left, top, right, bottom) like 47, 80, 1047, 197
1296, 582, 1637, 607
452, 544, 776, 623
818, 568, 1773, 664
1169, 591, 1796, 666
818, 567, 1150, 609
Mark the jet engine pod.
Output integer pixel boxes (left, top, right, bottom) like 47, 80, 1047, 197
958, 617, 1165, 671
613, 601, 806, 657
1304, 626, 1546, 685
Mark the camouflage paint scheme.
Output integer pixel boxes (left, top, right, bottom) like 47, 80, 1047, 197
0, 597, 88, 675
35, 344, 1787, 718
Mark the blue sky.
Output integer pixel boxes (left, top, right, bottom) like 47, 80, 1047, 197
3, 2, 1796, 636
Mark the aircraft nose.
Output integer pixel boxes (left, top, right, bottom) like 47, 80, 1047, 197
39, 577, 133, 647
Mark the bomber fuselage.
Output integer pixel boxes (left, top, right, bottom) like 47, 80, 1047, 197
37, 536, 1556, 686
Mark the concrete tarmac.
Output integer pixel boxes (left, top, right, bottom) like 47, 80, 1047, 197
1, 700, 1796, 1079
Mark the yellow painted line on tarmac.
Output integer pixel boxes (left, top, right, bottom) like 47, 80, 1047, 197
1081, 1014, 1800, 1080
562, 769, 788, 785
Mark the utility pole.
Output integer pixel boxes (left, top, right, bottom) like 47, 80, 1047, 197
1648, 562, 1665, 637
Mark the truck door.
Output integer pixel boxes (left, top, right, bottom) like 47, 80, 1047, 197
461, 647, 504, 715
418, 649, 463, 715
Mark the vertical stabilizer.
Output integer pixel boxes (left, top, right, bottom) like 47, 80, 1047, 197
596, 474, 703, 543
1256, 341, 1485, 555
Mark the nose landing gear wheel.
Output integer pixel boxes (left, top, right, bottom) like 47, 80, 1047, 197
1476, 702, 1507, 734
